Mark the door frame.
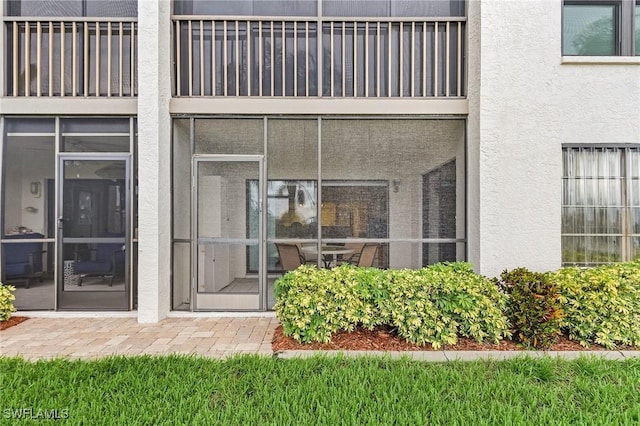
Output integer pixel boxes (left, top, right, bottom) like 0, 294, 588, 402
56, 153, 132, 310
191, 154, 266, 311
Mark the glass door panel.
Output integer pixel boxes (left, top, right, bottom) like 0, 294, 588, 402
194, 156, 263, 310
57, 156, 130, 310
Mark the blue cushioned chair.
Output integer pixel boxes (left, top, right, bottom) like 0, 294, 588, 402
74, 242, 125, 286
3, 233, 45, 289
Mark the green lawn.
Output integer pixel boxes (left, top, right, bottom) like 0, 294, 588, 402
1, 355, 639, 425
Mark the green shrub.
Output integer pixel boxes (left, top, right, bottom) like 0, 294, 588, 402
274, 265, 386, 343
380, 263, 510, 349
554, 259, 640, 349
274, 262, 510, 349
497, 268, 563, 349
0, 282, 17, 322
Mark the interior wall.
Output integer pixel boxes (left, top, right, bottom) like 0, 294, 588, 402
321, 119, 465, 268
3, 138, 55, 235
3, 153, 22, 232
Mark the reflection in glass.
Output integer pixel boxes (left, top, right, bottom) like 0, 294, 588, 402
62, 161, 126, 238
60, 160, 126, 294
249, 179, 389, 271
563, 5, 616, 55
321, 181, 388, 240
249, 180, 317, 272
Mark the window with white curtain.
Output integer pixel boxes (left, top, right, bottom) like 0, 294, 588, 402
562, 146, 640, 266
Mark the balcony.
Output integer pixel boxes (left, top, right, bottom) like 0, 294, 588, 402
4, 17, 137, 97
173, 16, 466, 98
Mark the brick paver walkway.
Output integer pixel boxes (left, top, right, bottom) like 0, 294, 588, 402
0, 317, 279, 360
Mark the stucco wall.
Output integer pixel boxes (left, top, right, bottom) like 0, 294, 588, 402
137, 0, 172, 322
469, 0, 640, 278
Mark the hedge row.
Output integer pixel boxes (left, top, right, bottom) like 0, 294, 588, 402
274, 259, 640, 349
274, 262, 510, 349
555, 261, 640, 348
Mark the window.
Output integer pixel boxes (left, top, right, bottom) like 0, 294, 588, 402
563, 1, 639, 56
636, 3, 640, 54
173, 0, 464, 17
246, 179, 389, 272
6, 0, 137, 17
562, 146, 640, 266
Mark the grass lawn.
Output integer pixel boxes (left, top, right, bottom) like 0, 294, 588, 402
1, 355, 639, 425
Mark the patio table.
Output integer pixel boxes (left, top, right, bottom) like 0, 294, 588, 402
300, 245, 354, 268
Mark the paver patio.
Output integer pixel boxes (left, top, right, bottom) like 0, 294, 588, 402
0, 316, 279, 360
3, 317, 639, 361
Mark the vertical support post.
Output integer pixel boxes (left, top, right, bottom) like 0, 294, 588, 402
137, 0, 172, 323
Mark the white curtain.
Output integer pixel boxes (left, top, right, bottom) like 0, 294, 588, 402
561, 147, 636, 265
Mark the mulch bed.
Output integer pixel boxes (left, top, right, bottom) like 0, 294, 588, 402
0, 316, 28, 331
272, 325, 625, 351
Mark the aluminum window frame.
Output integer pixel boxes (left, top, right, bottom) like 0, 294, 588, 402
562, 0, 638, 56
561, 144, 640, 266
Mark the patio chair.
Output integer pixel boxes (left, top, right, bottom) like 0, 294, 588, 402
338, 243, 365, 264
338, 243, 378, 267
3, 233, 45, 288
275, 243, 310, 272
74, 243, 125, 286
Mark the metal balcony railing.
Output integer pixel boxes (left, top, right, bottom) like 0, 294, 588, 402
5, 17, 137, 97
173, 16, 466, 98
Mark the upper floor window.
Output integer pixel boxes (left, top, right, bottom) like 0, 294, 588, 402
562, 0, 638, 56
323, 0, 464, 17
173, 0, 317, 16
173, 0, 464, 17
6, 0, 137, 17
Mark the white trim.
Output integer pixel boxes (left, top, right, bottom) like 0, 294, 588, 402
167, 311, 277, 318
171, 15, 466, 23
170, 98, 468, 115
561, 56, 640, 65
0, 98, 138, 115
15, 311, 138, 318
61, 133, 130, 137
2, 17, 138, 23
